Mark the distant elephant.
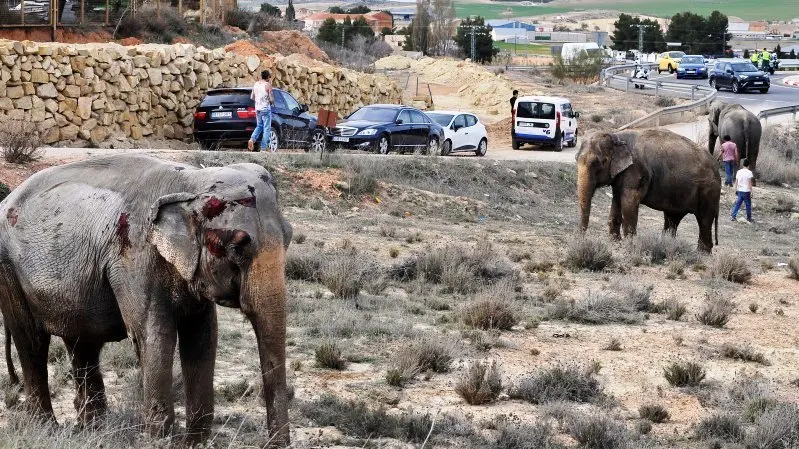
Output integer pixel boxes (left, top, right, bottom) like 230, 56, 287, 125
708, 101, 762, 174
0, 155, 292, 447
577, 129, 721, 252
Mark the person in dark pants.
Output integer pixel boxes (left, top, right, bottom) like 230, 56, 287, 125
731, 158, 754, 223
510, 90, 518, 112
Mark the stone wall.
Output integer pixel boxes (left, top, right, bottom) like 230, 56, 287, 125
0, 40, 402, 145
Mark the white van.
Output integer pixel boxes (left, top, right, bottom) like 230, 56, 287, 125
512, 96, 579, 151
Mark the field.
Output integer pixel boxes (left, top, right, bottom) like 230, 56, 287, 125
494, 41, 553, 55
455, 0, 797, 21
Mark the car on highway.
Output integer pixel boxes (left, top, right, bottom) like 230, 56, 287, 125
512, 96, 579, 152
709, 59, 770, 94
426, 111, 488, 156
656, 51, 686, 74
675, 55, 708, 79
192, 87, 326, 152
327, 104, 444, 155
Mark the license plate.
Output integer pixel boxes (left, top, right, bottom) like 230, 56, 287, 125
211, 111, 232, 119
332, 136, 349, 142
687, 70, 695, 73
517, 122, 535, 127
754, 82, 763, 85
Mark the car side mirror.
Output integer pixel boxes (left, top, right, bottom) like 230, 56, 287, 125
396, 119, 403, 125
573, 112, 580, 118
300, 104, 309, 112
452, 124, 460, 131
726, 69, 733, 74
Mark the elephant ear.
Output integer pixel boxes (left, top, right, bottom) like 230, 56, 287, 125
147, 193, 200, 282
609, 135, 633, 178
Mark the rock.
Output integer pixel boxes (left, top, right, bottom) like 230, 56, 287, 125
30, 68, 49, 83
61, 124, 80, 140
36, 83, 58, 98
147, 68, 162, 85
334, 181, 350, 191
77, 97, 92, 120
14, 96, 32, 110
0, 97, 12, 111
246, 55, 260, 72
90, 126, 109, 144
42, 126, 60, 144
791, 213, 799, 221
44, 99, 58, 113
63, 84, 81, 98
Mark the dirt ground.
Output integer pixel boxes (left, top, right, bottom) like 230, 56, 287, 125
0, 145, 798, 447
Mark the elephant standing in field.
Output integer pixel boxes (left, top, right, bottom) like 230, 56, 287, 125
577, 129, 721, 252
0, 155, 292, 447
708, 101, 762, 174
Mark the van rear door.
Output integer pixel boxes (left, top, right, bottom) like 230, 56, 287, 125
515, 101, 556, 142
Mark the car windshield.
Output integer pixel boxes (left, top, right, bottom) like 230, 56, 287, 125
732, 63, 758, 72
670, 52, 686, 58
201, 90, 252, 107
516, 102, 556, 120
346, 107, 398, 122
681, 57, 703, 64
427, 113, 454, 126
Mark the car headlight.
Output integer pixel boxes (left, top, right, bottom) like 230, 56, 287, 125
763, 73, 770, 78
357, 129, 377, 136
677, 68, 685, 72
739, 75, 748, 80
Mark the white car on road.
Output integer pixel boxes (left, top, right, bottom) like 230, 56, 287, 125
426, 111, 488, 156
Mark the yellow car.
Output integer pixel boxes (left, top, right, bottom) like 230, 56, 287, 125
657, 51, 686, 74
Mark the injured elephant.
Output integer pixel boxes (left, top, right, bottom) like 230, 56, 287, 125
576, 129, 721, 252
0, 155, 292, 448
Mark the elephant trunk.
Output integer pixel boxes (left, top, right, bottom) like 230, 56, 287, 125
577, 164, 595, 232
708, 128, 718, 155
243, 246, 290, 448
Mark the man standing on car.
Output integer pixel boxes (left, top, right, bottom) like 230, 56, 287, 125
248, 70, 275, 152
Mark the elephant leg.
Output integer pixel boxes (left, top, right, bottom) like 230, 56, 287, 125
608, 186, 622, 240
14, 330, 54, 420
663, 212, 686, 236
64, 338, 107, 425
620, 189, 642, 238
140, 312, 177, 439
177, 306, 217, 446
696, 213, 714, 253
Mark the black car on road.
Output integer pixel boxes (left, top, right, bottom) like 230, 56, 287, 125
328, 104, 444, 155
709, 60, 770, 94
193, 87, 326, 152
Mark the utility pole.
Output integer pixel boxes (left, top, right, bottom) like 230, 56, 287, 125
634, 24, 656, 53
471, 26, 476, 62
341, 27, 345, 49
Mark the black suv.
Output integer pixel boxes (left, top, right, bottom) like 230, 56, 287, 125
709, 60, 770, 94
193, 87, 326, 152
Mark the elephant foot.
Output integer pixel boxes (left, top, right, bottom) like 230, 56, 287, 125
608, 232, 621, 241
74, 394, 108, 427
145, 401, 175, 439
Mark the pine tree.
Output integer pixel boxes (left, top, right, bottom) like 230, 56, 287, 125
285, 0, 295, 22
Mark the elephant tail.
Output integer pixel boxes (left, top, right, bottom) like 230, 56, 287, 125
5, 326, 19, 385
714, 209, 719, 247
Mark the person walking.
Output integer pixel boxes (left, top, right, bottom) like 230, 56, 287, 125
717, 135, 739, 187
731, 158, 754, 223
248, 70, 275, 152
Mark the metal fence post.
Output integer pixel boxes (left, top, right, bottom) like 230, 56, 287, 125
794, 106, 797, 122
655, 82, 660, 98
691, 85, 696, 101
625, 77, 629, 92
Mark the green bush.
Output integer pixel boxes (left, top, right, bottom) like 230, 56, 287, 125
510, 363, 601, 404
663, 361, 706, 387
0, 183, 9, 202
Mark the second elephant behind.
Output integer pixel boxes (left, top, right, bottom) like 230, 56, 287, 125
708, 101, 762, 174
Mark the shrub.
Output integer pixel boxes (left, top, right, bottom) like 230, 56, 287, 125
694, 414, 744, 442
774, 194, 795, 212
320, 250, 374, 298
664, 298, 687, 321
315, 341, 347, 370
590, 114, 604, 123
757, 124, 799, 186
696, 295, 735, 328
285, 250, 324, 282
749, 302, 760, 313
654, 96, 677, 108
494, 421, 562, 449
627, 233, 698, 265
300, 395, 432, 442
0, 182, 10, 203
551, 53, 603, 83
347, 170, 380, 197
454, 360, 503, 405
788, 258, 799, 280
217, 379, 252, 403
604, 338, 622, 351
292, 233, 307, 244
117, 6, 187, 43
663, 361, 706, 387
744, 403, 799, 449
636, 420, 652, 435
709, 253, 752, 284
566, 412, 630, 449
548, 286, 648, 325
721, 343, 770, 365
385, 349, 419, 387
387, 337, 456, 386
639, 404, 670, 423
743, 397, 778, 423
103, 341, 139, 370
565, 235, 613, 271
0, 122, 43, 164
510, 363, 602, 404
461, 284, 519, 330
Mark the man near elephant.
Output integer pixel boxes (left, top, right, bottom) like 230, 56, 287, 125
718, 135, 739, 187
248, 70, 275, 152
732, 158, 754, 223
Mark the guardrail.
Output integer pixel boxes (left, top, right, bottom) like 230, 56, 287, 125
757, 104, 799, 126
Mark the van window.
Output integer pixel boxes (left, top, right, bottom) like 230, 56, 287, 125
516, 102, 556, 120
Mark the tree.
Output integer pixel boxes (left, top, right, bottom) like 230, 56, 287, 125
317, 18, 340, 44
347, 5, 371, 14
260, 2, 281, 17
667, 10, 728, 56
454, 16, 498, 64
429, 0, 456, 55
351, 16, 375, 41
285, 0, 295, 22
404, 0, 431, 53
329, 6, 345, 13
791, 49, 796, 59
381, 27, 394, 36
611, 13, 665, 52
775, 44, 782, 58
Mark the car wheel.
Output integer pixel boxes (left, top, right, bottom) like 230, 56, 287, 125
475, 138, 487, 156
442, 139, 452, 156
555, 134, 564, 152
306, 129, 326, 153
426, 136, 440, 156
376, 135, 390, 155
567, 134, 578, 148
732, 80, 740, 93
657, 67, 662, 74
760, 88, 769, 94
267, 127, 279, 152
710, 78, 719, 90
668, 65, 674, 74
512, 139, 521, 150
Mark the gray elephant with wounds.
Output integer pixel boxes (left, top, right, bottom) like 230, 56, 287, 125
0, 155, 292, 447
577, 129, 721, 252
708, 100, 762, 174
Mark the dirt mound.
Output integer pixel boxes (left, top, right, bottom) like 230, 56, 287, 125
118, 37, 143, 46
284, 53, 331, 68
260, 30, 329, 62
0, 28, 112, 43
375, 54, 414, 70
225, 39, 270, 57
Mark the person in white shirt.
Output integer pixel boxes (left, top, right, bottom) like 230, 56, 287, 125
731, 158, 754, 223
248, 70, 275, 152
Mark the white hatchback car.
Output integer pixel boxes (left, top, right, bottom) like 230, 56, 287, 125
426, 111, 488, 156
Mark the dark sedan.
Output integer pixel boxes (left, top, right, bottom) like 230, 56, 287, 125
328, 105, 444, 155
193, 87, 326, 152
709, 60, 770, 94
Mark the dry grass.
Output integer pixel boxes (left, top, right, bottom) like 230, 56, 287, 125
461, 283, 520, 330
757, 124, 799, 186
788, 258, 799, 280
0, 121, 43, 164
493, 421, 562, 449
696, 294, 736, 328
510, 363, 602, 404
709, 253, 752, 284
639, 404, 670, 423
694, 413, 744, 442
454, 360, 503, 405
627, 233, 698, 266
720, 343, 770, 365
548, 280, 652, 325
744, 403, 799, 449
566, 412, 630, 449
565, 235, 613, 271
664, 361, 706, 387
315, 341, 347, 370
